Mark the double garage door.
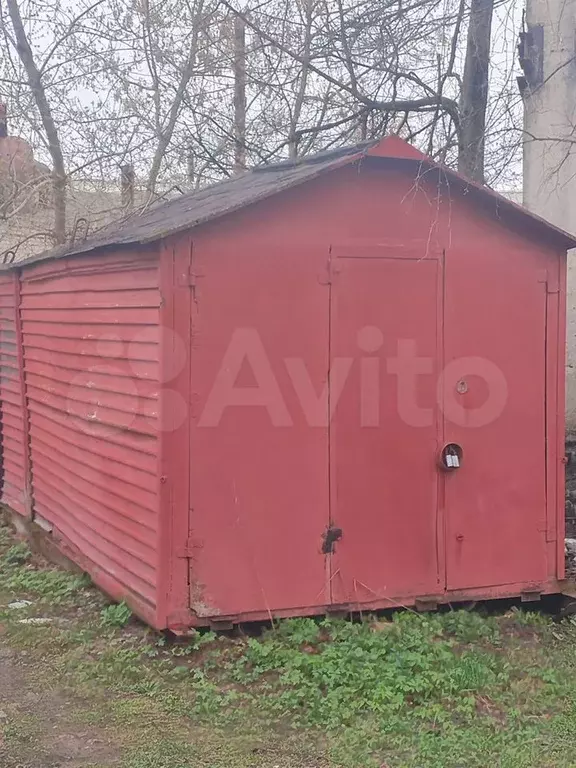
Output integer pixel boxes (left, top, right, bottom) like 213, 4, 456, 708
188, 244, 549, 619
329, 248, 547, 605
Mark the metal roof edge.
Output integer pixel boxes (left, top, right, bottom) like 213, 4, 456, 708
0, 148, 369, 270
367, 153, 576, 251
445, 166, 576, 250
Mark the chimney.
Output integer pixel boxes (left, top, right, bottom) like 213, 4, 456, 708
0, 103, 7, 139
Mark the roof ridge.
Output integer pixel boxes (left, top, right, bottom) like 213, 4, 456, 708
252, 139, 377, 173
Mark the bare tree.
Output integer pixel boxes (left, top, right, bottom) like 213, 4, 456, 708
4, 0, 67, 242
221, 0, 465, 167
0, 0, 523, 261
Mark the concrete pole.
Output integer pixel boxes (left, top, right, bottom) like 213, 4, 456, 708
522, 0, 576, 432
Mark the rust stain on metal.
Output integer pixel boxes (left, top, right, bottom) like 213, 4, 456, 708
322, 525, 343, 554
190, 581, 220, 618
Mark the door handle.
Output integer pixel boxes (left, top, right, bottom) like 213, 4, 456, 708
440, 443, 463, 471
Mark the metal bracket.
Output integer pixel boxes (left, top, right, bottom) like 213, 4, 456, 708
521, 589, 542, 603
518, 24, 544, 93
415, 597, 439, 612
208, 617, 235, 630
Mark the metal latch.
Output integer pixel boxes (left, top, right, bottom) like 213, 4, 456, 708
176, 537, 201, 558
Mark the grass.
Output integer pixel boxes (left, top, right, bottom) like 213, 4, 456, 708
1, 513, 576, 767
0, 540, 90, 602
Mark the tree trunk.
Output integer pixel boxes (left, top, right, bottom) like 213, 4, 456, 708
120, 164, 135, 209
145, 0, 205, 195
233, 14, 247, 173
6, 0, 67, 243
459, 0, 494, 184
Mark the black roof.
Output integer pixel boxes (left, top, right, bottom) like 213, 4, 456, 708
6, 136, 576, 268
11, 141, 378, 267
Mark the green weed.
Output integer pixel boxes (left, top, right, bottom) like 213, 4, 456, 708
1, 542, 31, 567
0, 563, 88, 603
3, 513, 576, 767
229, 613, 508, 729
100, 601, 133, 628
441, 608, 501, 643
511, 607, 551, 627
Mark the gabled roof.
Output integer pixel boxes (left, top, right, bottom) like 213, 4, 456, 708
8, 135, 576, 268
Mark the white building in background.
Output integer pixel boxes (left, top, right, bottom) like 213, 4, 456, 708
522, 0, 576, 433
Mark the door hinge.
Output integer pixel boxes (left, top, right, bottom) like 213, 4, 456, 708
176, 537, 202, 558
321, 255, 341, 285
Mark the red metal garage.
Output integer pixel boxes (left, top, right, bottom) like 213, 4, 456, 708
0, 135, 574, 630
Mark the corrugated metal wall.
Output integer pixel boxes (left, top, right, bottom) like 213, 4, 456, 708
11, 252, 162, 617
0, 272, 28, 517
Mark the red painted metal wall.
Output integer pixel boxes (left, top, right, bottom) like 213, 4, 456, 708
174, 162, 566, 625
18, 250, 162, 623
0, 272, 29, 517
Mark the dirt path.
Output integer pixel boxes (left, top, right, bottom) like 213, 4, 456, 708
0, 639, 120, 768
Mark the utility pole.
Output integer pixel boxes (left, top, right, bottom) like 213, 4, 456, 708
459, 0, 494, 184
521, 0, 576, 432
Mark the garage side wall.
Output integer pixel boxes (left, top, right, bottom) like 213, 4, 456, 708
17, 250, 162, 624
0, 272, 30, 517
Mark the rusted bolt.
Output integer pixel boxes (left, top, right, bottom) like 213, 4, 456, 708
160, 475, 168, 483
